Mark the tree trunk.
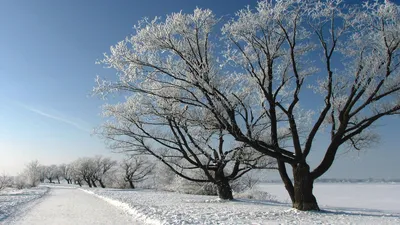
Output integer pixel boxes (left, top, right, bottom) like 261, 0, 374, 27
216, 179, 233, 200
128, 180, 135, 189
91, 179, 97, 188
277, 160, 295, 203
85, 179, 92, 188
98, 179, 106, 188
292, 163, 319, 211
57, 178, 60, 184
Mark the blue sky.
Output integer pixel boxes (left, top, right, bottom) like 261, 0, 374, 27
0, 0, 399, 179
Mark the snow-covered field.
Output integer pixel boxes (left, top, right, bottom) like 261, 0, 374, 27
1, 183, 399, 224
258, 183, 400, 214
0, 187, 49, 222
84, 183, 400, 225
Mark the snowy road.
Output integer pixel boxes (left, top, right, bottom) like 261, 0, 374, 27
10, 186, 140, 225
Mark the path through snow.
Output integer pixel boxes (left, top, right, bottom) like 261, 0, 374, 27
9, 186, 140, 225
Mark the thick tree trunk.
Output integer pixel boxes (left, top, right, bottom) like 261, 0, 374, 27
292, 163, 319, 211
98, 179, 106, 188
128, 180, 135, 189
57, 178, 60, 184
216, 179, 233, 200
91, 179, 97, 188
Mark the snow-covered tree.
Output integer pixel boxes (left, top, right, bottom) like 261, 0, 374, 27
120, 156, 154, 189
92, 156, 117, 188
151, 163, 176, 190
43, 165, 60, 183
53, 165, 62, 184
99, 94, 275, 199
220, 0, 400, 210
59, 164, 73, 184
23, 160, 41, 187
70, 164, 83, 187
72, 158, 97, 188
0, 173, 13, 190
38, 165, 46, 183
96, 0, 400, 210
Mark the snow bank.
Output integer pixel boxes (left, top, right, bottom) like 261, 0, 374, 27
80, 189, 162, 225
80, 185, 400, 225
0, 186, 49, 222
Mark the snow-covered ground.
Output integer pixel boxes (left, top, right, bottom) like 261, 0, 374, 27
257, 183, 400, 214
84, 183, 400, 225
1, 183, 399, 224
0, 187, 49, 223
8, 185, 140, 225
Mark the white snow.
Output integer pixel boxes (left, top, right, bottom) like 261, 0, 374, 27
257, 183, 400, 214
1, 183, 399, 224
0, 187, 49, 222
4, 185, 140, 225
81, 189, 160, 225
83, 184, 400, 225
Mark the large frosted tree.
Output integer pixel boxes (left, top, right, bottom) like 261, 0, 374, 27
96, 0, 400, 210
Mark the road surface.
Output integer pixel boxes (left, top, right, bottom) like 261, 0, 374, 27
11, 186, 140, 225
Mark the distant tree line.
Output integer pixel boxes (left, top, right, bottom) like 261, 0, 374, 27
1, 155, 269, 200
0, 156, 153, 190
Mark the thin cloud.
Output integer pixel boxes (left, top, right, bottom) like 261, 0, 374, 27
15, 102, 91, 132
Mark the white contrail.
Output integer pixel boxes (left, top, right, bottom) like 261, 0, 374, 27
16, 102, 91, 132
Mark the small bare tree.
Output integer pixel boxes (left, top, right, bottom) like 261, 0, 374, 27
120, 156, 154, 189
238, 172, 260, 191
